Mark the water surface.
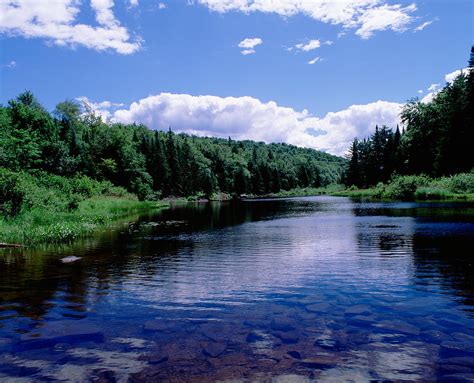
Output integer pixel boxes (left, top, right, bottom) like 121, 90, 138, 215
1, 197, 474, 381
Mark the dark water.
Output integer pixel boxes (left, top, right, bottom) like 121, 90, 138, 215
1, 197, 474, 382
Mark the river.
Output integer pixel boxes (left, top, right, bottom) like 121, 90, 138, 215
1, 196, 474, 382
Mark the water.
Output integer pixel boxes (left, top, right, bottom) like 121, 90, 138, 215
1, 196, 474, 382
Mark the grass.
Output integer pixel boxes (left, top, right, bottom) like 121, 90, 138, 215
333, 173, 474, 201
0, 197, 167, 246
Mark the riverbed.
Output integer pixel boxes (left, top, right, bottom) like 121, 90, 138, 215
1, 196, 473, 381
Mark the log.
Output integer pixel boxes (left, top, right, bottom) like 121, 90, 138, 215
0, 242, 25, 248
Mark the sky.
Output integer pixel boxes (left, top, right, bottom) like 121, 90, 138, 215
0, 0, 472, 155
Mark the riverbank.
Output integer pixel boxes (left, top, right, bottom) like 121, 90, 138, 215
332, 173, 474, 201
0, 169, 168, 246
0, 197, 167, 246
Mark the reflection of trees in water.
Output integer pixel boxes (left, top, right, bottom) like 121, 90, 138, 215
411, 233, 474, 307
0, 200, 315, 324
351, 201, 474, 307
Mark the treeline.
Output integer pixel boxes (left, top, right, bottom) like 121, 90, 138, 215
0, 92, 346, 199
346, 48, 474, 187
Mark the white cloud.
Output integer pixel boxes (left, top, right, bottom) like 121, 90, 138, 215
158, 2, 166, 9
355, 3, 417, 39
444, 68, 467, 83
1, 60, 16, 69
194, 0, 418, 39
238, 37, 262, 55
0, 0, 140, 54
421, 67, 468, 103
414, 18, 437, 32
295, 39, 321, 52
129, 0, 139, 6
77, 96, 124, 121
417, 89, 423, 94
108, 93, 401, 156
427, 83, 440, 92
308, 57, 320, 65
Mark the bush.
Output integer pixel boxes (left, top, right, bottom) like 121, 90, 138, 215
382, 175, 431, 200
443, 172, 474, 194
0, 168, 27, 217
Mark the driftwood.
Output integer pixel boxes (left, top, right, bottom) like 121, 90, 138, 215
0, 242, 25, 248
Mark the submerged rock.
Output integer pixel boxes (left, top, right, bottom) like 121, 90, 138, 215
287, 350, 302, 359
202, 342, 227, 357
344, 304, 371, 316
61, 256, 82, 263
143, 320, 173, 332
300, 354, 339, 368
270, 318, 295, 332
305, 303, 331, 313
20, 320, 102, 346
273, 331, 299, 344
376, 320, 420, 336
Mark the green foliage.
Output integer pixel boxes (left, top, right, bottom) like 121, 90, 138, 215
0, 92, 346, 200
382, 175, 431, 200
336, 173, 474, 201
345, 48, 473, 187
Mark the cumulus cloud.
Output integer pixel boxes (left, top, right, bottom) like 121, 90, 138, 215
238, 37, 262, 55
421, 67, 468, 103
107, 93, 401, 155
77, 96, 124, 121
193, 0, 419, 39
308, 57, 320, 65
0, 0, 140, 54
158, 2, 166, 9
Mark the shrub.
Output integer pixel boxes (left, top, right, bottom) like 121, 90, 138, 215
382, 175, 431, 200
0, 168, 27, 217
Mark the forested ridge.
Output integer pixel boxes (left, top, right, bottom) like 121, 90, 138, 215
346, 47, 474, 188
0, 92, 346, 201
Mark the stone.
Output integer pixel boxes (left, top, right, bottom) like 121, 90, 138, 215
348, 315, 375, 326
305, 303, 331, 313
300, 354, 339, 368
143, 320, 172, 332
273, 331, 299, 344
287, 350, 302, 359
376, 320, 420, 336
344, 305, 371, 316
246, 332, 264, 343
20, 320, 102, 346
61, 256, 82, 263
203, 342, 227, 358
314, 338, 343, 351
271, 318, 295, 332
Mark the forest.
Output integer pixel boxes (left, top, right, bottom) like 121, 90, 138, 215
344, 48, 474, 197
0, 91, 346, 202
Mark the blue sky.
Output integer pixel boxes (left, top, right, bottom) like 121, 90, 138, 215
0, 0, 472, 154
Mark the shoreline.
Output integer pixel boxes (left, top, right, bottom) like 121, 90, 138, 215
0, 197, 168, 247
